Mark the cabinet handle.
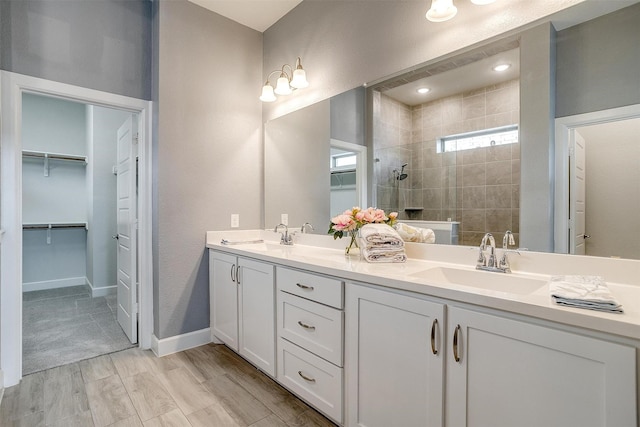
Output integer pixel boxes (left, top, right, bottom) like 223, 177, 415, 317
236, 265, 241, 284
453, 324, 461, 363
296, 283, 314, 291
231, 264, 236, 283
430, 318, 439, 355
297, 320, 316, 331
298, 370, 316, 383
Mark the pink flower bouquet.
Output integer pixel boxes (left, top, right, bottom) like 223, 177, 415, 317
328, 207, 398, 254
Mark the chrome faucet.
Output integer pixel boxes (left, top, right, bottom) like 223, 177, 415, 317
476, 233, 497, 271
498, 230, 519, 273
274, 223, 293, 245
301, 222, 315, 233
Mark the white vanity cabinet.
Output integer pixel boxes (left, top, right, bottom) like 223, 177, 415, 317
276, 266, 345, 424
345, 283, 446, 427
209, 251, 276, 377
445, 306, 637, 427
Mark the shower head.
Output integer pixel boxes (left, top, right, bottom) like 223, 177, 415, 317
397, 163, 409, 180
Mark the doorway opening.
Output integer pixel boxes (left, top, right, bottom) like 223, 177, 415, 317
1, 71, 153, 387
555, 103, 640, 259
21, 94, 139, 374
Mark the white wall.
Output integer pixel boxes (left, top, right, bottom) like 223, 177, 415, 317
86, 105, 131, 293
22, 94, 87, 288
578, 118, 640, 259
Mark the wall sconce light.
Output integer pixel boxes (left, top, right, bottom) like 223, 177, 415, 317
426, 0, 457, 22
426, 0, 496, 23
260, 57, 309, 102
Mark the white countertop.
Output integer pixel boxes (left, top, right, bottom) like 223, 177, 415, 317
206, 230, 640, 341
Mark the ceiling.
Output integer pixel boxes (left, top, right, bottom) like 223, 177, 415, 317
187, 0, 303, 32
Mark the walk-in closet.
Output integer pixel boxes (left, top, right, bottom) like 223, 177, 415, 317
22, 93, 136, 374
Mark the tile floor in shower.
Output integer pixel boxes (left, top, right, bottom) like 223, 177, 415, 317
22, 285, 135, 375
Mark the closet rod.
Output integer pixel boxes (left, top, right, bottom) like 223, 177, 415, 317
22, 150, 87, 163
22, 223, 88, 230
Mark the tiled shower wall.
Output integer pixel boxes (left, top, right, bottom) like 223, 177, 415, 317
374, 79, 520, 246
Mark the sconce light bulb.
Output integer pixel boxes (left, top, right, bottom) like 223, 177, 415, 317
259, 83, 277, 102
274, 76, 293, 95
426, 0, 457, 22
290, 69, 309, 89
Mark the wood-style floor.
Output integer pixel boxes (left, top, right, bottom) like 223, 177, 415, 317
0, 344, 337, 427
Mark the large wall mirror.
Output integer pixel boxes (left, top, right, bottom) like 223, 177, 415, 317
264, 2, 640, 259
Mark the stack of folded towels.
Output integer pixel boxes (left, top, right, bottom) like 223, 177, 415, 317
357, 223, 407, 263
549, 275, 623, 313
393, 222, 436, 243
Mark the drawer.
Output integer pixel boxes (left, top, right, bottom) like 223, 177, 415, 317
278, 291, 343, 366
277, 267, 343, 308
277, 338, 343, 424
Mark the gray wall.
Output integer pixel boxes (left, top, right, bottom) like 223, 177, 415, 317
262, 0, 585, 122
0, 0, 151, 100
330, 87, 366, 146
556, 3, 640, 118
265, 100, 331, 231
519, 24, 556, 252
153, 0, 263, 339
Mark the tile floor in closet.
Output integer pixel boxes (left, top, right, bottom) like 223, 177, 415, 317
0, 344, 337, 426
22, 285, 136, 375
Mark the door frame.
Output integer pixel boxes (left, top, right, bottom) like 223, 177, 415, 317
554, 103, 640, 254
0, 71, 154, 387
330, 138, 368, 209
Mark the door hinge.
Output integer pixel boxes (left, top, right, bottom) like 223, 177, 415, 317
568, 218, 574, 230
134, 302, 139, 314
134, 132, 139, 144
569, 145, 575, 157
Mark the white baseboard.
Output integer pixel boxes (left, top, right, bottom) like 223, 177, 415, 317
90, 285, 116, 298
151, 328, 211, 357
0, 368, 4, 404
22, 276, 87, 293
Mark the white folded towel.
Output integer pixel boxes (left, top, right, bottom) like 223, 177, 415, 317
549, 275, 623, 313
361, 246, 407, 263
394, 223, 436, 244
358, 224, 404, 247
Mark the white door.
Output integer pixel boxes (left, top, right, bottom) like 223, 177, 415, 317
570, 130, 587, 255
116, 116, 138, 343
238, 258, 275, 376
445, 306, 636, 427
346, 283, 445, 427
210, 251, 239, 351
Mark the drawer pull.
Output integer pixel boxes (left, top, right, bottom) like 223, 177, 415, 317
297, 320, 316, 331
296, 283, 314, 291
430, 318, 438, 355
453, 324, 461, 363
298, 370, 316, 383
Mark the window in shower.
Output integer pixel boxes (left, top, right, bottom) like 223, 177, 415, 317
437, 124, 519, 153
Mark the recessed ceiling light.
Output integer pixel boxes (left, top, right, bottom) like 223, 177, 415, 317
493, 64, 511, 72
417, 87, 431, 94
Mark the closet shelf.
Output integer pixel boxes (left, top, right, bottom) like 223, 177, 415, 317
23, 222, 88, 230
22, 150, 87, 177
22, 150, 87, 163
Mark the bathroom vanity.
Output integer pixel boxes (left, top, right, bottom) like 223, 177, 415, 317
206, 230, 639, 427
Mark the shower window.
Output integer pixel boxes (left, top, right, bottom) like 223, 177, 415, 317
437, 124, 519, 153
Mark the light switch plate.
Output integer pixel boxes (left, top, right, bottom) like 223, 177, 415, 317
281, 213, 288, 225
231, 214, 239, 228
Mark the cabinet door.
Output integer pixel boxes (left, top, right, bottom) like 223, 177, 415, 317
446, 306, 637, 427
346, 283, 445, 427
210, 251, 239, 351
239, 257, 276, 377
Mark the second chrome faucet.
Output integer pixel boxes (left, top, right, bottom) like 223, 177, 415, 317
477, 231, 519, 273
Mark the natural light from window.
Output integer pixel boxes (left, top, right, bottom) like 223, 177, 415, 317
438, 125, 519, 153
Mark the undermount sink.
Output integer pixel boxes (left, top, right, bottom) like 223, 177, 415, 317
410, 266, 547, 295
